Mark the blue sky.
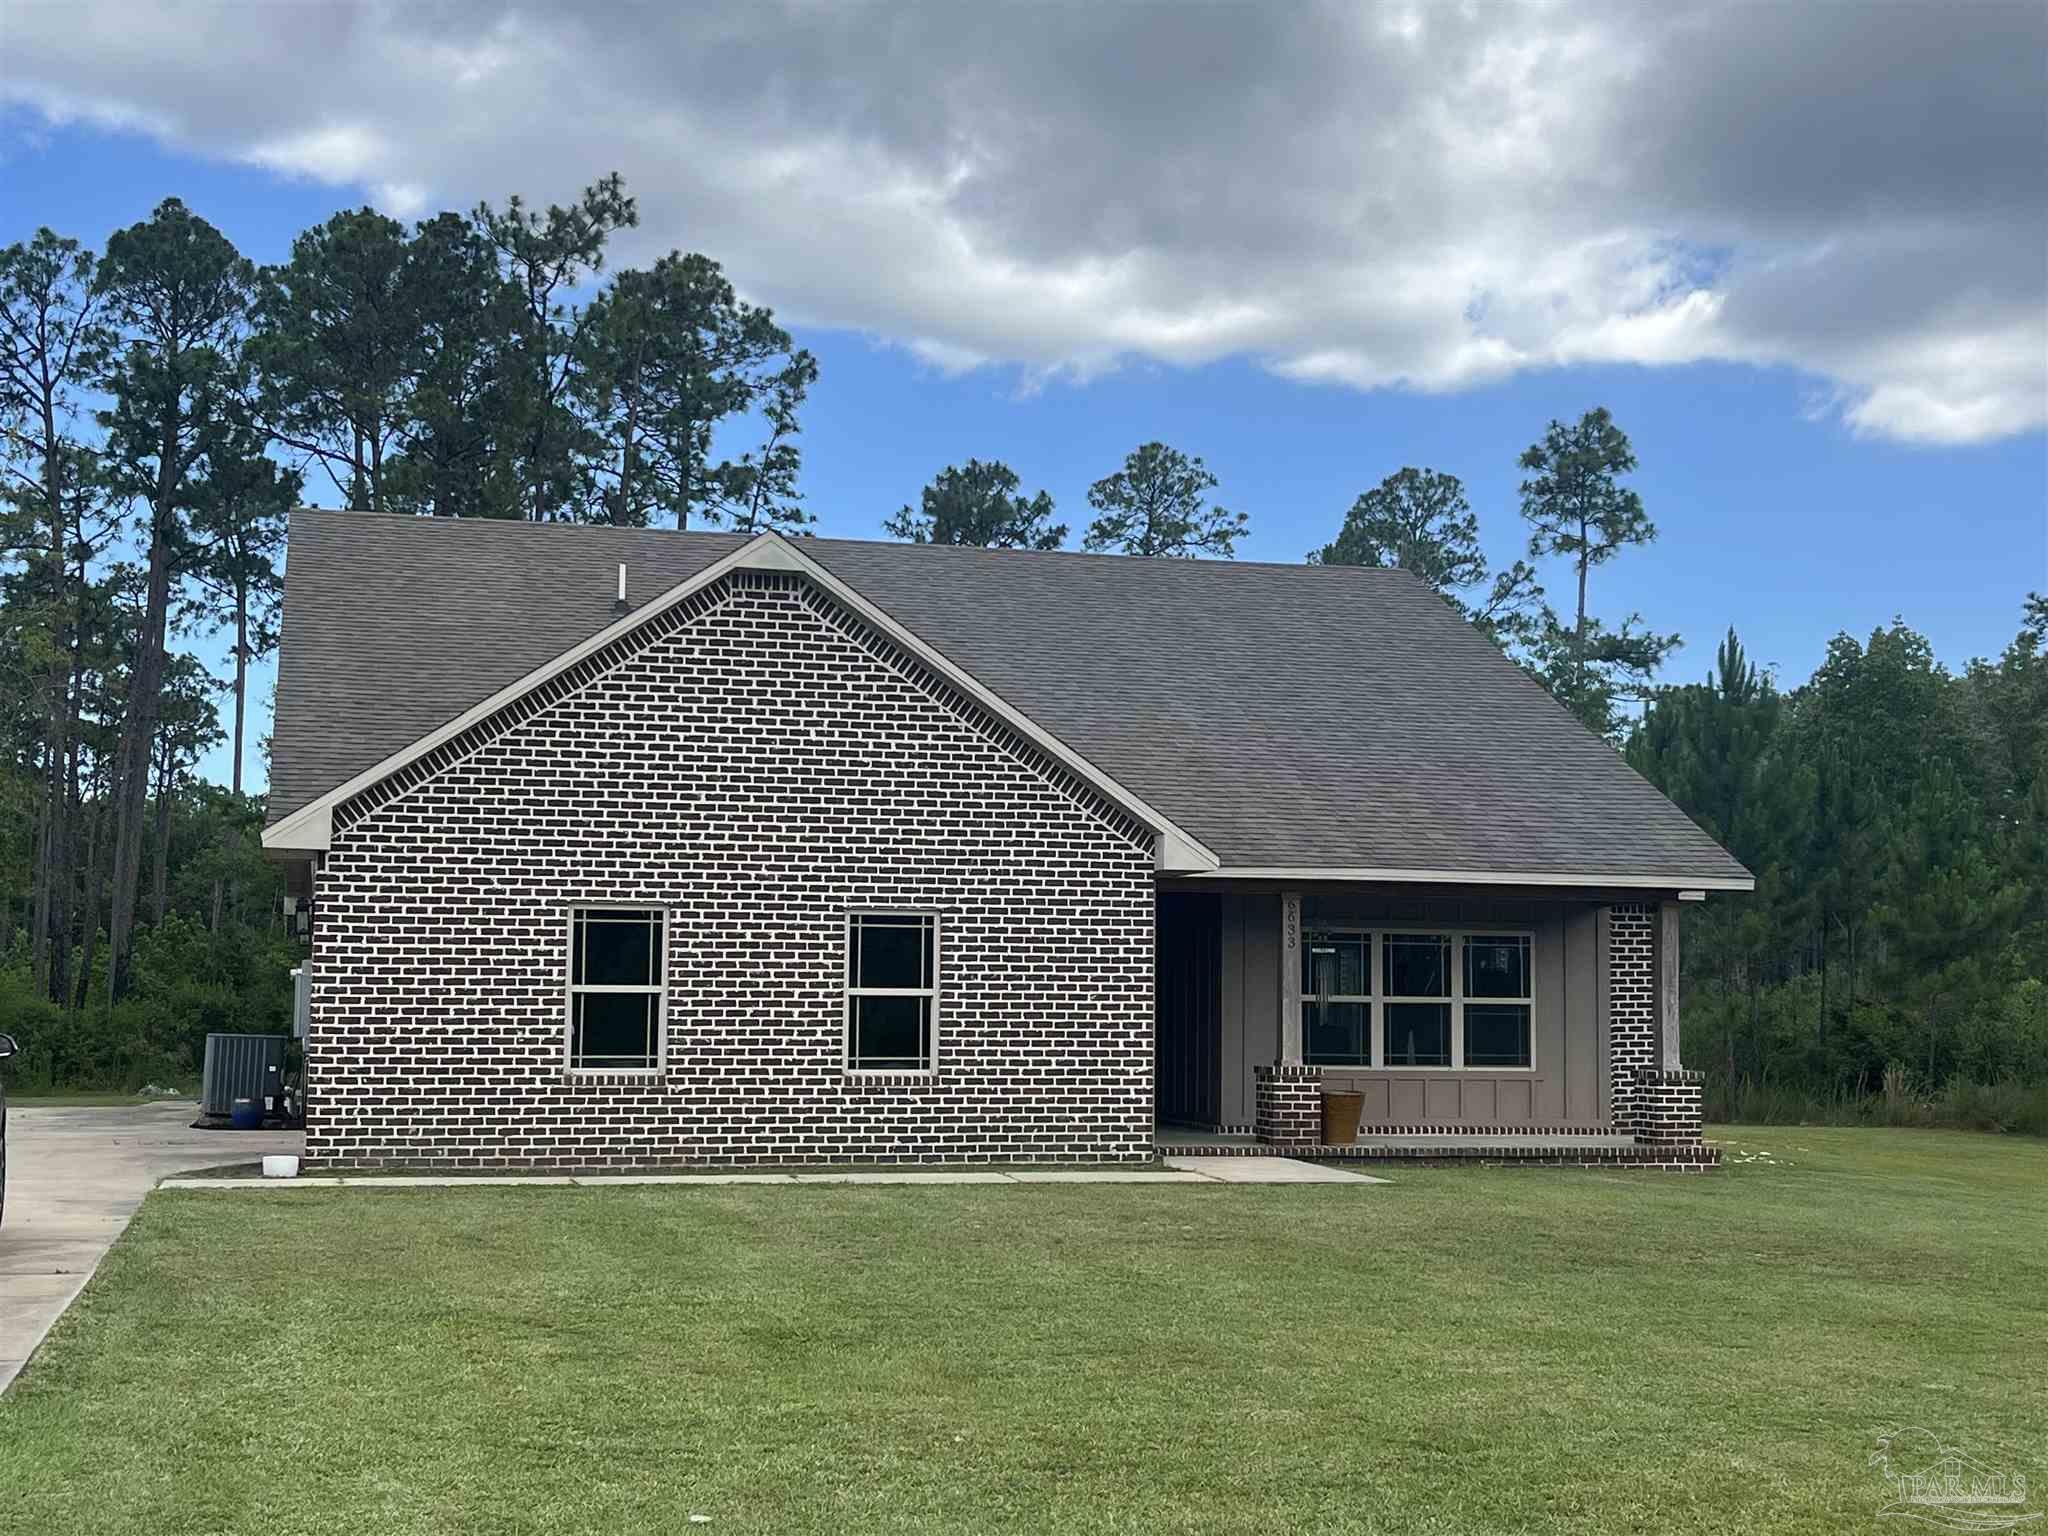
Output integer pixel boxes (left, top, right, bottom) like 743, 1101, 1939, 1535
4, 2, 2044, 793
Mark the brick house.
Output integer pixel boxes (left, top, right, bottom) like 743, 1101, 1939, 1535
263, 510, 1750, 1171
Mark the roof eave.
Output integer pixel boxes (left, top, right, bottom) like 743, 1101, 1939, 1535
261, 801, 330, 855
1179, 865, 1755, 893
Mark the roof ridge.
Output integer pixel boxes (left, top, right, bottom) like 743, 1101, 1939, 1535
289, 506, 1430, 581
290, 505, 745, 539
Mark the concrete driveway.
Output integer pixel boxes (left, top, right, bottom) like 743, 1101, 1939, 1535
0, 1100, 301, 1393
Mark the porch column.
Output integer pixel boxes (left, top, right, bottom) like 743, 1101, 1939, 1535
1628, 898, 1705, 1145
1279, 890, 1303, 1064
1255, 890, 1320, 1147
1658, 900, 1683, 1071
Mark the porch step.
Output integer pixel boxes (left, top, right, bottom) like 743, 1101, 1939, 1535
1153, 1134, 1720, 1170
1355, 1132, 1639, 1149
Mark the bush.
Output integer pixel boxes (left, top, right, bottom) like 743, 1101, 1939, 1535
1937, 1078, 2048, 1136
0, 916, 299, 1092
0, 977, 71, 1092
1714, 1070, 2048, 1137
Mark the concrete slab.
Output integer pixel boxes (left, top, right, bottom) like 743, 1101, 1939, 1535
1162, 1155, 1391, 1185
1351, 1133, 1638, 1150
573, 1174, 797, 1186
791, 1170, 1015, 1185
1008, 1170, 1212, 1183
0, 1101, 301, 1394
333, 1187, 577, 1196
158, 1177, 344, 1190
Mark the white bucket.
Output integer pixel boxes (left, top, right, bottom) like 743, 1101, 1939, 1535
262, 1155, 300, 1180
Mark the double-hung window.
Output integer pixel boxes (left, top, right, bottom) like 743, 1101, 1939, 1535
1462, 934, 1533, 1068
1301, 928, 1533, 1070
1303, 933, 1371, 1066
846, 913, 938, 1072
567, 908, 666, 1072
1383, 933, 1454, 1067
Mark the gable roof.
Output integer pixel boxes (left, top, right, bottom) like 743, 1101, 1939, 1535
265, 508, 1752, 889
261, 526, 1217, 871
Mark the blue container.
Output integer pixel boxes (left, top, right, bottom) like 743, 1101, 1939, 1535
229, 1097, 264, 1130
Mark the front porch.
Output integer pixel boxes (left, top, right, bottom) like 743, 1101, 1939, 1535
1153, 1124, 1720, 1169
1154, 883, 1716, 1168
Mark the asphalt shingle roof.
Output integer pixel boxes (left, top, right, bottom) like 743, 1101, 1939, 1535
268, 508, 1749, 884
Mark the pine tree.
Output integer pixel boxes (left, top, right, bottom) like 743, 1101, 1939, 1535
1082, 443, 1247, 558
885, 460, 1065, 549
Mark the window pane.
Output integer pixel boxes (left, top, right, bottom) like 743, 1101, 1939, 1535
1384, 935, 1450, 997
1304, 932, 1368, 998
1466, 936, 1530, 1000
1465, 1004, 1532, 1068
577, 911, 659, 987
851, 993, 931, 1070
1384, 1002, 1451, 1066
1304, 1001, 1368, 1066
854, 916, 930, 990
573, 991, 658, 1069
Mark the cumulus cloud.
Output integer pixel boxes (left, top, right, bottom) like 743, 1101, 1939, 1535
3, 0, 2041, 444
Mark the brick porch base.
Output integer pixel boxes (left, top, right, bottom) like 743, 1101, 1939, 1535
1155, 1135, 1721, 1170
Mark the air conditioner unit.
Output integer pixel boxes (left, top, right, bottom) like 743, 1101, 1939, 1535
201, 1033, 290, 1120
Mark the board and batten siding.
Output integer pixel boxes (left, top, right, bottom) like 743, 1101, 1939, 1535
1216, 891, 1609, 1128
1216, 892, 1281, 1128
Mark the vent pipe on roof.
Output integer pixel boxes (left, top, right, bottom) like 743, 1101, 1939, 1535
612, 563, 628, 617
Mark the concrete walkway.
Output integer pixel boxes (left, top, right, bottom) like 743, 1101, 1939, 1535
1162, 1155, 1388, 1183
159, 1154, 1386, 1190
1, 1101, 301, 1393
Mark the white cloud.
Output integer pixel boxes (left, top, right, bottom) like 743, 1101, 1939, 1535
2, 0, 2041, 444
242, 122, 391, 185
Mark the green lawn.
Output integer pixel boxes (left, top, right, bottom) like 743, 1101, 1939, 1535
3, 1127, 2043, 1535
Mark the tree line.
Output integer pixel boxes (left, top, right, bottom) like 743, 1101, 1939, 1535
901, 405, 1672, 741
1631, 609, 2047, 1124
1, 175, 825, 1038
3, 172, 2039, 1119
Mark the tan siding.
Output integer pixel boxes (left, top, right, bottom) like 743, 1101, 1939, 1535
1234, 890, 1612, 1129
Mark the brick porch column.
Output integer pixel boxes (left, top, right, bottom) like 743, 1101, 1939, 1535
1606, 904, 1657, 1132
1257, 891, 1321, 1147
1606, 900, 1704, 1142
1254, 1064, 1322, 1149
1633, 1068, 1707, 1142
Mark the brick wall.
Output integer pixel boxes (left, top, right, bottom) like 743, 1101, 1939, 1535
1253, 1064, 1321, 1148
307, 570, 1157, 1170
1633, 1068, 1706, 1144
1606, 903, 1658, 1135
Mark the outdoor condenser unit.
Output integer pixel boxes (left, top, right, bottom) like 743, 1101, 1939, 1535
201, 1033, 289, 1118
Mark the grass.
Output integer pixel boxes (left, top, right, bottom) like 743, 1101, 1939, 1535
2, 1126, 2043, 1535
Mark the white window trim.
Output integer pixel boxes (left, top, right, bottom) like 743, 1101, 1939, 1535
1302, 925, 1537, 1073
564, 906, 669, 1076
844, 912, 941, 1076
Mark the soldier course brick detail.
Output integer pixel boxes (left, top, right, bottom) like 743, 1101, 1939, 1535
307, 569, 1157, 1171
